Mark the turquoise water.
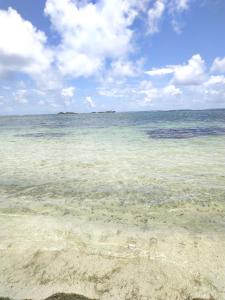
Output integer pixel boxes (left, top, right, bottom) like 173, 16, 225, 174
0, 109, 225, 224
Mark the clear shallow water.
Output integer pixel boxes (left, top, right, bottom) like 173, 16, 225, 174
1, 110, 225, 300
0, 109, 225, 223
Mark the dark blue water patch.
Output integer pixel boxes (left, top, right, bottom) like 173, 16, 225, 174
147, 127, 225, 139
15, 132, 66, 138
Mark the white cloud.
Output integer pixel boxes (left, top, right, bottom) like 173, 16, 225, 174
35, 69, 63, 91
98, 79, 160, 104
168, 0, 190, 33
97, 68, 225, 109
143, 88, 158, 103
146, 0, 191, 35
98, 79, 133, 98
0, 8, 53, 78
61, 86, 75, 97
44, 0, 140, 77
173, 54, 206, 85
98, 78, 184, 105
204, 75, 225, 86
14, 89, 28, 104
139, 80, 156, 93
169, 0, 189, 13
0, 0, 196, 89
163, 84, 182, 96
1, 1, 222, 113
146, 54, 206, 85
140, 81, 182, 103
211, 57, 225, 73
111, 59, 137, 77
147, 0, 165, 34
60, 86, 75, 106
145, 67, 174, 76
85, 96, 96, 108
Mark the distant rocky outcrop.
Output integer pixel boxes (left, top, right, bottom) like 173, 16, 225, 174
57, 111, 116, 115
57, 112, 78, 115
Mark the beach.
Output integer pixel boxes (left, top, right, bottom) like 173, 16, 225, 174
0, 110, 225, 299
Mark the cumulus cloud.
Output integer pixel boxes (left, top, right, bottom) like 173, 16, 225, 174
0, 0, 195, 84
44, 0, 141, 77
0, 8, 53, 79
173, 54, 206, 85
98, 79, 159, 104
140, 81, 182, 103
85, 96, 96, 108
60, 86, 75, 106
142, 88, 158, 103
61, 86, 75, 97
98, 62, 225, 109
163, 84, 182, 96
0, 0, 196, 85
204, 75, 225, 86
211, 57, 225, 73
111, 59, 138, 77
146, 54, 206, 85
1, 1, 222, 113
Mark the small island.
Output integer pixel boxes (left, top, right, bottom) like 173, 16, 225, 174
57, 111, 116, 115
57, 112, 78, 115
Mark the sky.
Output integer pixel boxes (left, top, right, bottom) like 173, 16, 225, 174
0, 0, 225, 115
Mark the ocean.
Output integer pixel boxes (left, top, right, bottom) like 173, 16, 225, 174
0, 109, 225, 299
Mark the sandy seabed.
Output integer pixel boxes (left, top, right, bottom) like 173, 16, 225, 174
1, 111, 225, 299
0, 201, 225, 300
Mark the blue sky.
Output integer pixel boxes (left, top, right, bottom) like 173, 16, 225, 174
0, 0, 225, 115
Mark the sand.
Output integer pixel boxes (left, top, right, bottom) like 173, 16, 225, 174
0, 203, 225, 300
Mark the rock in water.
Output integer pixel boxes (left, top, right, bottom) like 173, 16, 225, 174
44, 293, 96, 300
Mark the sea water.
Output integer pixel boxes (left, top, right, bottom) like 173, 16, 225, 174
0, 109, 225, 217
0, 110, 225, 299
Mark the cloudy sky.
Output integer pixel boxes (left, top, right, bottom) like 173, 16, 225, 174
0, 0, 225, 115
